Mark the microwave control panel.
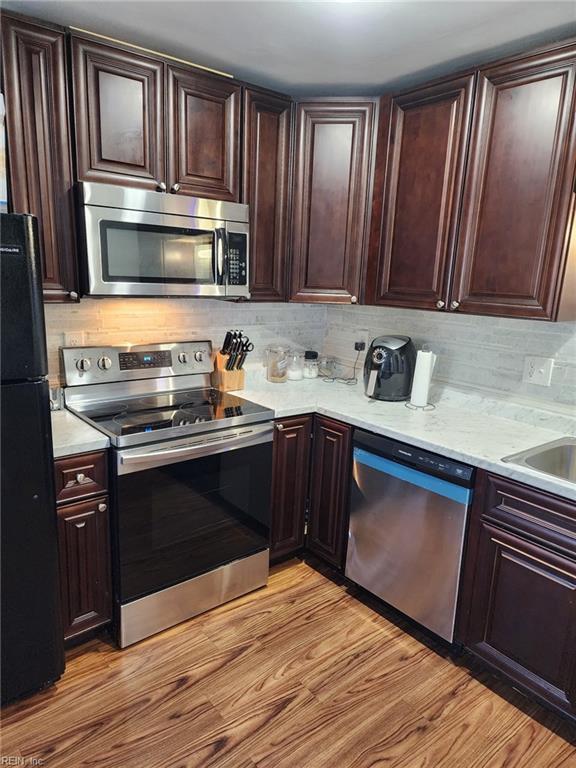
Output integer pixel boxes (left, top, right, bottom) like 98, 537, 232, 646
227, 232, 247, 286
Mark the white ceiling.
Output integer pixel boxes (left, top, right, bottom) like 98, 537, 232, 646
4, 0, 576, 94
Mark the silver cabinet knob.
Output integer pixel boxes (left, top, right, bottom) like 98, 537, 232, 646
98, 356, 112, 370
171, 183, 181, 193
76, 358, 91, 372
436, 300, 445, 309
69, 291, 78, 300
75, 521, 86, 529
276, 423, 285, 431
76, 473, 86, 483
98, 503, 107, 512
450, 300, 460, 310
194, 351, 204, 363
351, 295, 358, 304
178, 352, 188, 364
157, 181, 167, 192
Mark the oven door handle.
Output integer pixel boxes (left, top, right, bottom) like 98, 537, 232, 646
117, 426, 273, 475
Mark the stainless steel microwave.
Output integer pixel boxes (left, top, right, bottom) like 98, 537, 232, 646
79, 182, 250, 299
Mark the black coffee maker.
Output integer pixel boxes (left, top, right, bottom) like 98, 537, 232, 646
364, 336, 417, 401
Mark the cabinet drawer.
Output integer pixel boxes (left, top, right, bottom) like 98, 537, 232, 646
55, 451, 108, 504
483, 475, 576, 557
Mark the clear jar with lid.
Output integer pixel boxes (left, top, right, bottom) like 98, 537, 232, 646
303, 350, 319, 378
286, 350, 304, 380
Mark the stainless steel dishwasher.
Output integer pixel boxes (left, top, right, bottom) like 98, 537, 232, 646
345, 430, 474, 642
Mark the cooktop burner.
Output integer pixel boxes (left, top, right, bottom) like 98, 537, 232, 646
69, 387, 273, 448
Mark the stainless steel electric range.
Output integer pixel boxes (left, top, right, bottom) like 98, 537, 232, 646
61, 341, 274, 647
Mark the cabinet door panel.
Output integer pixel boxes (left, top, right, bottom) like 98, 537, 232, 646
461, 471, 576, 720
57, 496, 112, 641
467, 521, 576, 712
291, 101, 375, 303
366, 76, 474, 309
453, 48, 576, 318
2, 14, 78, 301
308, 417, 352, 568
71, 36, 165, 188
243, 88, 292, 300
270, 416, 312, 561
167, 66, 240, 200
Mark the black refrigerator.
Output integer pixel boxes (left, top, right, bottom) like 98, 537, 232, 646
1, 213, 65, 703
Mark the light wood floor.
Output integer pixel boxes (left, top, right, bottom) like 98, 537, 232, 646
2, 560, 575, 767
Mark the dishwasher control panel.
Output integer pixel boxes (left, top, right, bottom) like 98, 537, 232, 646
354, 430, 474, 486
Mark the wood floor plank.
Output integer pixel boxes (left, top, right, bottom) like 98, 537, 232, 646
1, 560, 573, 768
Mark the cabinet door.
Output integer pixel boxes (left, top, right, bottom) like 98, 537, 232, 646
57, 496, 112, 641
243, 88, 292, 300
71, 36, 165, 189
461, 472, 576, 720
167, 66, 241, 200
307, 417, 352, 568
270, 416, 312, 561
290, 100, 375, 303
2, 14, 78, 301
452, 46, 576, 319
366, 76, 475, 310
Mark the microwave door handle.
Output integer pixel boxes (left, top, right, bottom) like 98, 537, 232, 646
215, 228, 227, 285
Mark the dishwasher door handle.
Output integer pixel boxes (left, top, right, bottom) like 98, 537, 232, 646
353, 448, 473, 505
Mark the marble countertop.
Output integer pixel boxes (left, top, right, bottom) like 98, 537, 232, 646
51, 410, 109, 459
239, 376, 576, 501
50, 375, 576, 500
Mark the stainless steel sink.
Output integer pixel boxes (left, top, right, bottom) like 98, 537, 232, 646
502, 438, 576, 483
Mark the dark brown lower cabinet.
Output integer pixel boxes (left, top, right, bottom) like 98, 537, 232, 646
307, 417, 352, 569
57, 496, 112, 641
270, 416, 313, 561
461, 472, 576, 720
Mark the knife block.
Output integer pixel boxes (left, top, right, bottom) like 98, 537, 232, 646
211, 351, 245, 392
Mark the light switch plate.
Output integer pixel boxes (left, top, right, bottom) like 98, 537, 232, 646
522, 356, 554, 386
64, 331, 85, 347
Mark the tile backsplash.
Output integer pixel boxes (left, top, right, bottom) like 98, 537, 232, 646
44, 299, 327, 385
45, 299, 576, 413
324, 306, 576, 411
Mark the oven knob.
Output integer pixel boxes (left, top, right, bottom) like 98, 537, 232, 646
98, 356, 112, 370
76, 357, 91, 372
177, 352, 188, 364
194, 351, 204, 363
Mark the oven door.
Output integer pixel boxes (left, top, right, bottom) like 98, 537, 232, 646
112, 424, 273, 605
84, 204, 228, 297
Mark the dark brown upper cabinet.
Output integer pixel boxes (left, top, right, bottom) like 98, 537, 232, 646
167, 65, 241, 200
452, 45, 576, 319
71, 34, 166, 190
290, 99, 376, 304
365, 76, 475, 310
2, 13, 78, 301
307, 416, 352, 569
243, 87, 292, 300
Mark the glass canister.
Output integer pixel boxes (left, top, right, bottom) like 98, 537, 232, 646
286, 350, 304, 380
303, 350, 319, 378
265, 346, 288, 383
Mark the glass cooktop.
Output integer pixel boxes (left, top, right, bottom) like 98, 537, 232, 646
70, 388, 274, 447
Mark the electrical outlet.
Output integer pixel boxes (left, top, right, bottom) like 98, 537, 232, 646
522, 356, 554, 387
354, 328, 370, 353
64, 331, 85, 347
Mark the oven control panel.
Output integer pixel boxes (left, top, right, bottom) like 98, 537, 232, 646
62, 341, 213, 386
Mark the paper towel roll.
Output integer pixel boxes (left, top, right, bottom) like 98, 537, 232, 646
410, 350, 436, 407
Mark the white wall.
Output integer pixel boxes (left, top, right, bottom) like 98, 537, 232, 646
44, 299, 327, 385
324, 305, 576, 410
